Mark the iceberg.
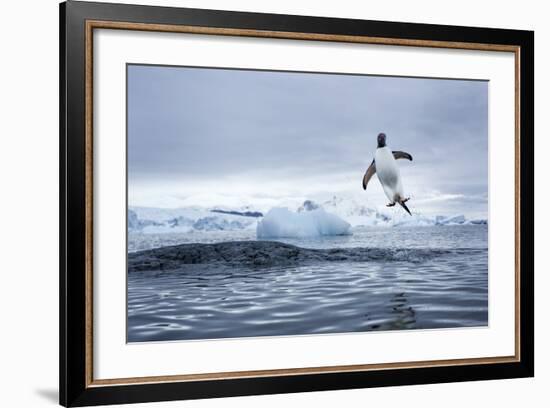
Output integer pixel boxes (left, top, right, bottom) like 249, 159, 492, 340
256, 207, 351, 239
128, 209, 162, 230
314, 197, 487, 227
467, 219, 488, 225
128, 207, 258, 233
435, 214, 466, 225
128, 199, 487, 236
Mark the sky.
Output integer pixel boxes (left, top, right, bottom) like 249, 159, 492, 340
127, 64, 488, 218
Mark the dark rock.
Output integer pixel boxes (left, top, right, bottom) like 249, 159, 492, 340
127, 241, 466, 272
210, 209, 263, 218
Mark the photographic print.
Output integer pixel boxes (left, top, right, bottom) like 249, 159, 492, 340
126, 64, 489, 343
60, 5, 533, 404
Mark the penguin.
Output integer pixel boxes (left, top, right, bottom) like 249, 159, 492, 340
362, 133, 413, 215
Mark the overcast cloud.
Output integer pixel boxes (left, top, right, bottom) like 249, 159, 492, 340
128, 64, 488, 217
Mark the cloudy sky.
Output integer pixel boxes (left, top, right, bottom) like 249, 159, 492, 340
127, 64, 488, 218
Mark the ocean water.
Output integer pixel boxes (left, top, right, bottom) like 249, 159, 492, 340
127, 225, 488, 342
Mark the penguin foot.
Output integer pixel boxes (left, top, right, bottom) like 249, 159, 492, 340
386, 202, 396, 207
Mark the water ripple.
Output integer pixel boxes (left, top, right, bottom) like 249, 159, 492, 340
128, 250, 488, 342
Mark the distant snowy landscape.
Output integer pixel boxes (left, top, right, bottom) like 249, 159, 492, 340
128, 196, 487, 238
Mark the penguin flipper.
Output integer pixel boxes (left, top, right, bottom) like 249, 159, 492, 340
362, 160, 376, 190
392, 151, 413, 161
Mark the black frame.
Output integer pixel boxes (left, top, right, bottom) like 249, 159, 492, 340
60, 1, 534, 406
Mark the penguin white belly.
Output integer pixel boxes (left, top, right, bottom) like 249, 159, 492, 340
375, 147, 404, 203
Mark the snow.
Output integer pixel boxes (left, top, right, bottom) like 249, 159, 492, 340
128, 207, 257, 234
256, 207, 351, 239
128, 197, 487, 235
306, 198, 486, 227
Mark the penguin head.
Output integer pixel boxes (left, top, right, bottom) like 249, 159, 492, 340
377, 133, 387, 148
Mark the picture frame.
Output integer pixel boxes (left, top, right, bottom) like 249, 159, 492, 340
59, 1, 534, 406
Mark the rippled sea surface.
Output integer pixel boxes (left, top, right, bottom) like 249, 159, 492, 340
127, 225, 488, 342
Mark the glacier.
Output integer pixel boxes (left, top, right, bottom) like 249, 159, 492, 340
128, 207, 257, 234
256, 207, 352, 239
128, 198, 486, 235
